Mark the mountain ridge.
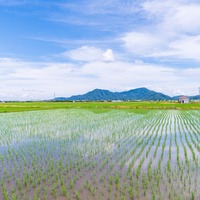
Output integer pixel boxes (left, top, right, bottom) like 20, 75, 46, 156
53, 87, 196, 101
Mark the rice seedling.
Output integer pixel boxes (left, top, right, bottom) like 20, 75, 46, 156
0, 109, 199, 199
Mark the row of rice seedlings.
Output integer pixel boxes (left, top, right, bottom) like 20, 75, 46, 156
0, 109, 199, 199
163, 111, 199, 199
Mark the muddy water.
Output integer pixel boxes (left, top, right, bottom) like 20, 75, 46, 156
0, 109, 199, 200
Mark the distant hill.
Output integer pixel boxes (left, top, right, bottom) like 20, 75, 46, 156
119, 88, 171, 101
189, 95, 200, 100
54, 87, 173, 101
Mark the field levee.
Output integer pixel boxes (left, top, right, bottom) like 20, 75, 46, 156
0, 101, 200, 113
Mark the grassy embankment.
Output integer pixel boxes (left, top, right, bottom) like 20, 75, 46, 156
0, 101, 200, 113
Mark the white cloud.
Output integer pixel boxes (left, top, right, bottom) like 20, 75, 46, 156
142, 0, 178, 18
166, 5, 200, 34
82, 61, 177, 83
150, 35, 200, 60
170, 35, 200, 60
0, 58, 82, 100
63, 46, 116, 62
122, 0, 200, 61
102, 49, 115, 62
81, 60, 200, 95
0, 57, 199, 100
122, 32, 163, 55
63, 46, 103, 62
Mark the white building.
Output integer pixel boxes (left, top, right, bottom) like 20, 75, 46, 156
178, 96, 189, 103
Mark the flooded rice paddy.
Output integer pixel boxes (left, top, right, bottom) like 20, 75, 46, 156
0, 109, 199, 200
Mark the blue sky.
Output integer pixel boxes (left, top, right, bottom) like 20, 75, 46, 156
0, 0, 200, 100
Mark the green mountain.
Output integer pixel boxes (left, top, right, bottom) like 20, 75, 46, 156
54, 87, 172, 101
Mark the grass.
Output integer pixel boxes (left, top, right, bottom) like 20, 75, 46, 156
0, 101, 200, 113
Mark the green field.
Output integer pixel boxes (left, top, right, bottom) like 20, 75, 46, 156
0, 101, 200, 113
0, 108, 199, 199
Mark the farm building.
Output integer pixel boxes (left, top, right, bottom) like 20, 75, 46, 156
178, 96, 189, 103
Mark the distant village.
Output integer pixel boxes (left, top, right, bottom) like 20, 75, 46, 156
1, 96, 200, 103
